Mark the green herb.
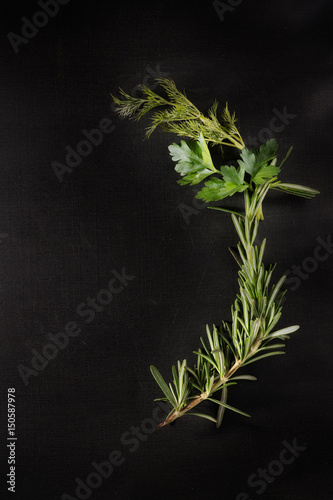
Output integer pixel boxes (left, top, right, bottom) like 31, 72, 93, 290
112, 79, 319, 429
111, 78, 245, 148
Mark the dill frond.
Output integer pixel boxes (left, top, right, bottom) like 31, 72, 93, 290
111, 78, 245, 150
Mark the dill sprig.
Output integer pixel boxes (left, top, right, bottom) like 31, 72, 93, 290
111, 78, 245, 149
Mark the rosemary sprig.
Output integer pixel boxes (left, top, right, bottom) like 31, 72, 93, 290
111, 79, 319, 428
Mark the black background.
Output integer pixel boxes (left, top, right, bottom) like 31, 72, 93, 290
1, 1, 333, 499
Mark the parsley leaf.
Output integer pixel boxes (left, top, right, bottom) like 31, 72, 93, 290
196, 176, 248, 202
252, 164, 280, 185
238, 139, 280, 185
255, 139, 278, 166
168, 133, 217, 185
238, 148, 256, 175
220, 164, 245, 185
196, 161, 248, 202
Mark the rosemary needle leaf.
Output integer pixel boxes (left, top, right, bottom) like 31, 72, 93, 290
259, 344, 286, 352
278, 145, 293, 169
185, 413, 217, 423
193, 351, 219, 371
207, 397, 251, 418
230, 375, 257, 381
272, 183, 320, 198
242, 351, 285, 367
266, 325, 300, 338
209, 206, 245, 218
216, 386, 228, 428
211, 382, 237, 394
150, 365, 178, 409
228, 246, 243, 266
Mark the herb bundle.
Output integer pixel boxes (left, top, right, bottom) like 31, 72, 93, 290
111, 79, 319, 429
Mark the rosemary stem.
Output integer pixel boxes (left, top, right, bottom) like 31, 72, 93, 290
157, 360, 243, 429
157, 190, 265, 430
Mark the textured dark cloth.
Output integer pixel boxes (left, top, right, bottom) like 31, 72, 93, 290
0, 1, 332, 498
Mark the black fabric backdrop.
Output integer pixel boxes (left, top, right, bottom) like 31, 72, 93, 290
0, 1, 332, 499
